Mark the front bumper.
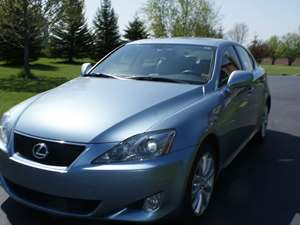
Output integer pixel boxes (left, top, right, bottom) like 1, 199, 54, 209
0, 144, 194, 222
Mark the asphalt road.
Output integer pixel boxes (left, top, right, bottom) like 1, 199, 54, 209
1, 76, 300, 225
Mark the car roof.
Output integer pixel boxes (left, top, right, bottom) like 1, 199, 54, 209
127, 37, 238, 48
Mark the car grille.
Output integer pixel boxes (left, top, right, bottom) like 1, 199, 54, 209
14, 133, 86, 167
4, 178, 100, 215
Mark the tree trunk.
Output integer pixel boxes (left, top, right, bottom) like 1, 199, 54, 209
271, 57, 276, 65
288, 58, 293, 66
68, 38, 74, 63
23, 0, 31, 79
23, 35, 31, 78
68, 54, 73, 64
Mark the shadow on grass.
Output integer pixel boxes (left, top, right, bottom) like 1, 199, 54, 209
54, 60, 86, 65
0, 77, 69, 93
1, 63, 59, 72
30, 64, 59, 72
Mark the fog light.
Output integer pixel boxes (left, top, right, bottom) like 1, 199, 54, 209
143, 193, 162, 212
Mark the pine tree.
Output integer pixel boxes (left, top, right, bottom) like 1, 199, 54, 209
0, 0, 46, 77
49, 0, 92, 63
93, 0, 121, 59
124, 17, 149, 41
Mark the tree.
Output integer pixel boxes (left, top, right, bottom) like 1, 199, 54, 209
215, 26, 224, 39
0, 0, 60, 79
143, 0, 173, 37
124, 17, 149, 41
266, 36, 283, 65
49, 0, 92, 63
93, 0, 121, 59
227, 23, 249, 44
144, 0, 220, 38
248, 35, 269, 64
281, 33, 300, 66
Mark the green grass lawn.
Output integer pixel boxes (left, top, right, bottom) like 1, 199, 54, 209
262, 64, 300, 76
1, 58, 300, 116
0, 58, 85, 116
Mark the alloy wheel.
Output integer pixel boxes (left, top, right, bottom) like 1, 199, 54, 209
191, 152, 215, 216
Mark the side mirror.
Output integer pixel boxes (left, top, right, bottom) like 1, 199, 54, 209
227, 71, 254, 90
80, 63, 93, 76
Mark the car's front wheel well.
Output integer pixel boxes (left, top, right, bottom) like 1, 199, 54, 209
200, 134, 220, 173
267, 96, 271, 113
181, 134, 220, 218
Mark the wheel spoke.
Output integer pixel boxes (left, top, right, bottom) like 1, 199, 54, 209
201, 155, 208, 176
194, 191, 203, 214
201, 155, 213, 179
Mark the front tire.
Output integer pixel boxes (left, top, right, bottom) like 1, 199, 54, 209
184, 143, 216, 219
255, 105, 269, 142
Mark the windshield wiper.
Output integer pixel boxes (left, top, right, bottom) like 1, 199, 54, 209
84, 73, 122, 80
127, 76, 189, 84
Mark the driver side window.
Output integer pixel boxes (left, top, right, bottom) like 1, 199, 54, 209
219, 47, 241, 87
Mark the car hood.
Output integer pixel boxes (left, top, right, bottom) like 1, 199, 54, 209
15, 77, 203, 143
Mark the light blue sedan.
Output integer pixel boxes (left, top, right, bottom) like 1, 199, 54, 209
0, 38, 271, 222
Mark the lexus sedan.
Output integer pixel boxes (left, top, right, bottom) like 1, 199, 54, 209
0, 38, 271, 222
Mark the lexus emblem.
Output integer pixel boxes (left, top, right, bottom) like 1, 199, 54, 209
32, 143, 49, 160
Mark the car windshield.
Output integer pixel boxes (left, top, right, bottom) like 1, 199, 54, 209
89, 44, 216, 84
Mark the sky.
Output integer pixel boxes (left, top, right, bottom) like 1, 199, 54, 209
85, 0, 300, 41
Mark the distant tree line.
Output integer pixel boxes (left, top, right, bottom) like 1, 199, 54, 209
246, 33, 300, 66
226, 23, 300, 66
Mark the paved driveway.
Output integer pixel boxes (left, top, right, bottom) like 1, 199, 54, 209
1, 76, 300, 225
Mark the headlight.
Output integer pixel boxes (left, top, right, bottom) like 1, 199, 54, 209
92, 130, 176, 164
0, 112, 12, 151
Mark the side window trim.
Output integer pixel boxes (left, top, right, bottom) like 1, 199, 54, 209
218, 45, 241, 88
233, 45, 244, 70
246, 49, 257, 69
241, 45, 256, 69
234, 45, 255, 72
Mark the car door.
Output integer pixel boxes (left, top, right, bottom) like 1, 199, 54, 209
235, 45, 261, 133
216, 46, 254, 162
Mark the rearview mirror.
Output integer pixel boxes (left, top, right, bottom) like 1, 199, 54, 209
80, 63, 93, 76
227, 71, 254, 89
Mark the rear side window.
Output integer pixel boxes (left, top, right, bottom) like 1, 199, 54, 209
235, 46, 254, 71
219, 46, 241, 87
